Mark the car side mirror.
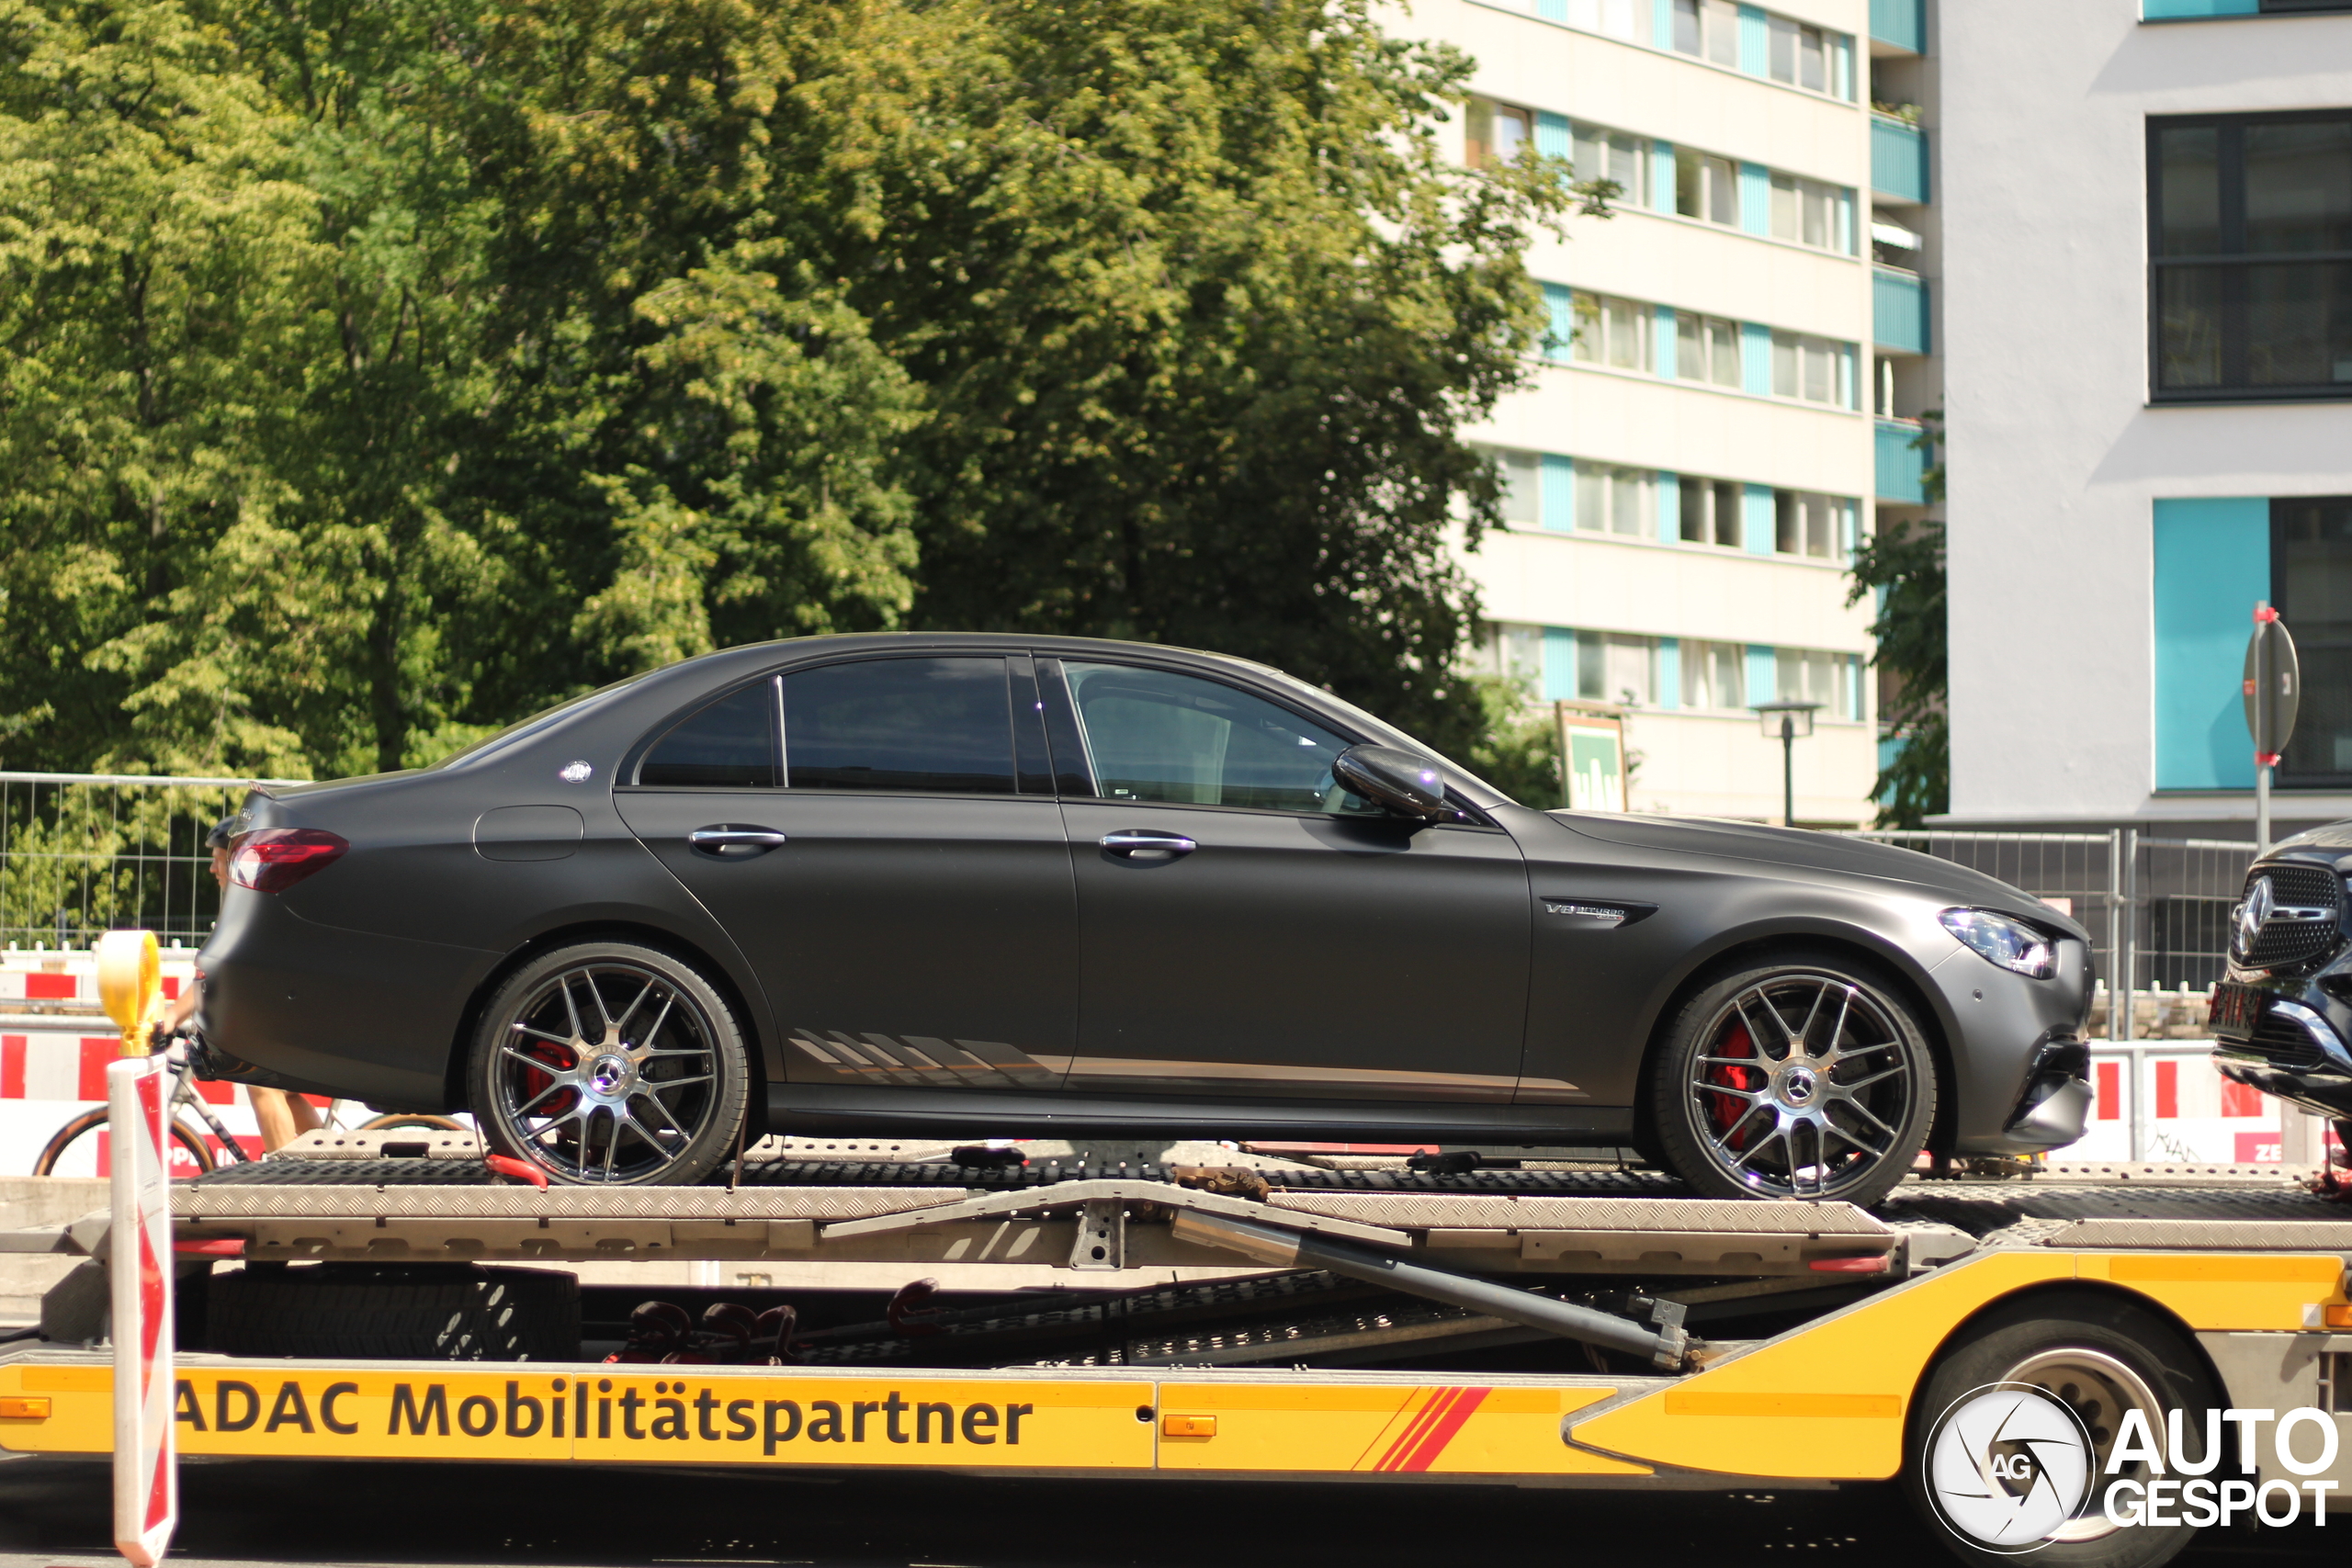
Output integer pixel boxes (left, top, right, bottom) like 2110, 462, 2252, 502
1333, 744, 1451, 822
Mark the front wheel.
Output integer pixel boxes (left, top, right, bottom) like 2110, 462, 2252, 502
1647, 950, 1936, 1209
467, 941, 749, 1186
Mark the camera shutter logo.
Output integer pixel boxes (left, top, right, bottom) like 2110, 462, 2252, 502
1925, 1383, 2095, 1552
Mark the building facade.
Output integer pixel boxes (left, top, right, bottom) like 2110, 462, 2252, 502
1942, 0, 2352, 836
1392, 0, 1939, 824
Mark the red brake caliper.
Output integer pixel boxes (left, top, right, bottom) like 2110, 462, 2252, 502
1706, 1021, 1759, 1149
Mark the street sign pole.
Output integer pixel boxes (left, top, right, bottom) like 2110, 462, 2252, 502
98, 931, 175, 1568
2244, 605, 2301, 855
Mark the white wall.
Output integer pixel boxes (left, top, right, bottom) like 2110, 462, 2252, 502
1941, 0, 2352, 824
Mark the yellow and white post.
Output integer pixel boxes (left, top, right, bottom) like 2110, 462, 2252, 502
98, 929, 176, 1566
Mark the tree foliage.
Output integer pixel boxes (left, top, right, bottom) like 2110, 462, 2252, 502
0, 0, 1568, 783
1846, 416, 1946, 829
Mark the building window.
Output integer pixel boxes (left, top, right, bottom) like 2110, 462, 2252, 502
2274, 496, 2352, 784
1497, 450, 1543, 527
1575, 123, 1651, 206
1675, 311, 1744, 388
1579, 633, 1657, 705
2150, 111, 2352, 400
1766, 16, 1832, 93
1673, 0, 1850, 98
1561, 0, 1645, 39
1774, 490, 1856, 560
1576, 461, 1655, 536
1772, 330, 1852, 407
1679, 477, 1745, 547
1682, 640, 1747, 711
1485, 623, 1546, 698
1673, 0, 1741, 66
1770, 173, 1849, 252
1677, 150, 1739, 226
1464, 100, 1531, 170
1776, 649, 1859, 719
1573, 293, 1655, 372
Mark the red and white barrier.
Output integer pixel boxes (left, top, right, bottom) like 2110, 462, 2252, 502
2066, 1042, 2343, 1165
108, 1052, 176, 1565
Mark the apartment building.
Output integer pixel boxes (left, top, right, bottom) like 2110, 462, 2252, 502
1391, 0, 1939, 823
1941, 0, 2352, 836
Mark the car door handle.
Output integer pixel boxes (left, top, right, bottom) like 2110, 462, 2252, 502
687, 826, 788, 858
1100, 829, 1196, 858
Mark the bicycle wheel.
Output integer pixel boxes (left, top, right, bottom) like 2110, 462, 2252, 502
355, 1111, 467, 1134
32, 1107, 216, 1178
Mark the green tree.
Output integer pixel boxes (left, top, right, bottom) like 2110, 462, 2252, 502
1847, 416, 1946, 829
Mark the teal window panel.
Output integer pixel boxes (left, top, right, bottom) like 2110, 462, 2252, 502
1740, 321, 1772, 396
1871, 117, 1928, 204
1652, 141, 1677, 213
1655, 306, 1679, 378
1872, 268, 1929, 355
1538, 0, 1567, 19
1746, 644, 1778, 705
1535, 111, 1572, 161
1742, 483, 1776, 554
1657, 637, 1682, 710
1737, 5, 1769, 74
1738, 163, 1771, 235
1541, 453, 1577, 532
1869, 0, 1924, 51
1874, 420, 1928, 503
2154, 498, 2268, 790
1654, 0, 1676, 48
1657, 471, 1681, 542
1878, 732, 1905, 774
1543, 626, 1580, 703
1542, 282, 1577, 361
2143, 0, 2258, 16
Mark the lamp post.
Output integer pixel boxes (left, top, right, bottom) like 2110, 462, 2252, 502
1752, 700, 1822, 829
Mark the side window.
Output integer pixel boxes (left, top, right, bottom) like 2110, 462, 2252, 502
783, 658, 1016, 795
638, 680, 779, 787
1061, 663, 1374, 816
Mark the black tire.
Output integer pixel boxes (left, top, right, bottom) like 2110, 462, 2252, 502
1904, 1290, 2219, 1568
468, 939, 749, 1186
1648, 949, 1936, 1208
207, 1263, 581, 1360
33, 1107, 215, 1178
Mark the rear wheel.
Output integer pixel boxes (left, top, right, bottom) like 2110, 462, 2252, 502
467, 941, 749, 1186
1905, 1290, 2219, 1568
1648, 950, 1935, 1209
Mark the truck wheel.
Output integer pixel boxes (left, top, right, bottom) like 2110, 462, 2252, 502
1905, 1290, 2220, 1568
206, 1263, 581, 1360
1647, 951, 1935, 1208
469, 940, 749, 1186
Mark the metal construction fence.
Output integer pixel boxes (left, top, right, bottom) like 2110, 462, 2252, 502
0, 773, 300, 951
1849, 829, 2256, 1041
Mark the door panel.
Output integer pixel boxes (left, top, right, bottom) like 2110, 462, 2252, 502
616, 658, 1077, 1092
1045, 659, 1531, 1102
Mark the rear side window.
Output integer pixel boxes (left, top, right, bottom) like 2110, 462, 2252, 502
638, 680, 780, 787
783, 658, 1016, 794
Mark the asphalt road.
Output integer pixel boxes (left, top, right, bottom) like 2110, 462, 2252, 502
0, 1451, 2335, 1568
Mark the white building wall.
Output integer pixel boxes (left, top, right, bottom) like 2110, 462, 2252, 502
1397, 0, 1883, 824
1941, 1, 2352, 826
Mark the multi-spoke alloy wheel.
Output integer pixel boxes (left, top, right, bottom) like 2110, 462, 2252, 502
468, 942, 748, 1186
1650, 953, 1935, 1208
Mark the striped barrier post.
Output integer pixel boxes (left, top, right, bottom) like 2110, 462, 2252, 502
99, 931, 175, 1566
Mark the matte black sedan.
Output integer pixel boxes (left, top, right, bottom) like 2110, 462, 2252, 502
197, 633, 2095, 1202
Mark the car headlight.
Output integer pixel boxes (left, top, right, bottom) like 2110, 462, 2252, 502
1939, 908, 2056, 979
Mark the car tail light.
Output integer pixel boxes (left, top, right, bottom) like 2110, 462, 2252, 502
230, 829, 349, 893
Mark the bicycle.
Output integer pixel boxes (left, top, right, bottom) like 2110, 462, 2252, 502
30, 1032, 463, 1178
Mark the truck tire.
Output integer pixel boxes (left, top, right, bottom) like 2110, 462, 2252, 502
206, 1263, 581, 1361
1905, 1289, 2220, 1568
1648, 950, 1935, 1209
468, 940, 751, 1187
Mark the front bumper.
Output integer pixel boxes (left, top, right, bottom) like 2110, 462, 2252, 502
2213, 994, 2352, 1120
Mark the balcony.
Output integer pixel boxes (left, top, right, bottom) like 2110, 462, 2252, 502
1871, 116, 1928, 205
1872, 267, 1929, 355
1870, 0, 1925, 52
1876, 419, 1930, 504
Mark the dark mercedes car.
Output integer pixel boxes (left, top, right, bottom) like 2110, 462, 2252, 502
196, 633, 2094, 1201
2212, 826, 2352, 1145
